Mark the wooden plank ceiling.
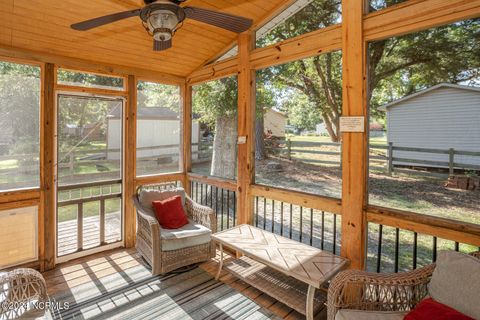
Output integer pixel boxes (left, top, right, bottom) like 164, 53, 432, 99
0, 0, 287, 77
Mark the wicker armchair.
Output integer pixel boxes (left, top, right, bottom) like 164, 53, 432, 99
133, 187, 217, 275
0, 268, 47, 319
327, 251, 480, 320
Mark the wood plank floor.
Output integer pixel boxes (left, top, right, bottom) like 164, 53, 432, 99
44, 248, 327, 319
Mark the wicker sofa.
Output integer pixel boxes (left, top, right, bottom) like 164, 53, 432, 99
327, 251, 480, 320
133, 187, 217, 275
0, 268, 47, 319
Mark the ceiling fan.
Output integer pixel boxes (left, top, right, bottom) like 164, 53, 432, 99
71, 0, 253, 52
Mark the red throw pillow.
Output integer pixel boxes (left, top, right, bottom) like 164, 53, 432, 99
152, 196, 189, 229
404, 298, 474, 320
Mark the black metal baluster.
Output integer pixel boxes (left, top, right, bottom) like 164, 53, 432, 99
210, 186, 213, 207
377, 224, 383, 273
394, 228, 400, 273
78, 202, 83, 251
289, 204, 293, 239
299, 207, 303, 243
255, 197, 259, 227
280, 202, 284, 236
321, 211, 325, 250
455, 242, 459, 252
200, 183, 204, 205
271, 200, 275, 233
215, 186, 219, 218
233, 191, 236, 226
100, 198, 105, 245
263, 198, 267, 230
226, 190, 230, 229
333, 214, 337, 254
413, 232, 418, 270
310, 209, 314, 246
203, 183, 207, 205
433, 237, 437, 262
195, 182, 199, 202
221, 189, 224, 231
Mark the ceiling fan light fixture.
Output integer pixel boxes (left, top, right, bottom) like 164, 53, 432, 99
147, 10, 179, 41
71, 0, 253, 52
153, 28, 173, 41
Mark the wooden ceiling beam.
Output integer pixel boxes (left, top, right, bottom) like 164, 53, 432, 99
187, 56, 238, 86
364, 0, 480, 42
187, 23, 342, 85
188, 0, 480, 86
202, 0, 299, 66
187, 0, 299, 80
0, 45, 186, 85
250, 23, 341, 70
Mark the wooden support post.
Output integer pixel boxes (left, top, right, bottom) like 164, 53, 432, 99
124, 75, 137, 248
449, 148, 455, 176
39, 63, 56, 271
237, 32, 256, 225
341, 0, 368, 270
182, 84, 193, 195
388, 142, 394, 175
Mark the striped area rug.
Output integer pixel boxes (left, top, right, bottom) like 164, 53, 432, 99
50, 264, 280, 320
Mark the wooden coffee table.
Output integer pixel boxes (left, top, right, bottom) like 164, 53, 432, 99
212, 224, 348, 320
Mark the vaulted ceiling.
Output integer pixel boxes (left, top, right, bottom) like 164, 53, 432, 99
0, 0, 289, 77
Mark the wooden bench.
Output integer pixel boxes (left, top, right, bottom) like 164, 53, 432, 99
212, 224, 349, 320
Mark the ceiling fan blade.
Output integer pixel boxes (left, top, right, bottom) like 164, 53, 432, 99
154, 39, 172, 51
71, 9, 141, 31
184, 6, 252, 33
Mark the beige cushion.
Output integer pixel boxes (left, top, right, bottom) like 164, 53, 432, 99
428, 250, 480, 319
160, 219, 211, 251
335, 310, 408, 320
138, 188, 186, 214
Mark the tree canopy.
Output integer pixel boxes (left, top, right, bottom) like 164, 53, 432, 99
0, 62, 41, 155
192, 76, 238, 129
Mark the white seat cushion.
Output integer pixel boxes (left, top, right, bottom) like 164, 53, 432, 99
335, 310, 408, 320
160, 219, 211, 251
428, 251, 480, 319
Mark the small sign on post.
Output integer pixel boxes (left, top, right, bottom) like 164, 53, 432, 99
237, 136, 247, 145
340, 116, 365, 133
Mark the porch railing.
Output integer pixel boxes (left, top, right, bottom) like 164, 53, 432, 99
189, 175, 237, 231
57, 179, 122, 257
135, 175, 480, 275
366, 206, 480, 273
253, 196, 341, 255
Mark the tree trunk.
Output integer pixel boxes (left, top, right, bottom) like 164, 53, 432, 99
210, 115, 237, 180
255, 115, 267, 160
322, 114, 340, 142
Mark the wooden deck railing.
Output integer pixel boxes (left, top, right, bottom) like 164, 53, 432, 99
57, 179, 123, 257
187, 173, 237, 231
132, 173, 480, 274
366, 205, 480, 272
252, 195, 341, 255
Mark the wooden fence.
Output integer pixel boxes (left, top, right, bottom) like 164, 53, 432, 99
263, 139, 480, 174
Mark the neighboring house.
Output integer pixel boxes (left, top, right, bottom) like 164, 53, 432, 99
265, 109, 287, 137
107, 107, 199, 161
379, 83, 480, 169
63, 123, 103, 140
369, 121, 386, 138
316, 123, 329, 136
